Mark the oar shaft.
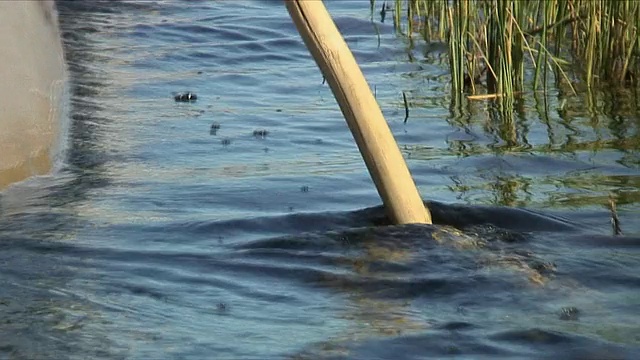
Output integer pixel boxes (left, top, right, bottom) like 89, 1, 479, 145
286, 0, 432, 224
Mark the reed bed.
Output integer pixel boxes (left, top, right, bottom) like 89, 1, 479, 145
375, 0, 640, 104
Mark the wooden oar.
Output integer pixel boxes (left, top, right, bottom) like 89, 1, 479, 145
286, 0, 432, 225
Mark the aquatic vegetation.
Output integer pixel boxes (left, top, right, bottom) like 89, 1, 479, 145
376, 0, 640, 107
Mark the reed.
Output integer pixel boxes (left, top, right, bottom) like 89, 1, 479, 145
380, 0, 639, 104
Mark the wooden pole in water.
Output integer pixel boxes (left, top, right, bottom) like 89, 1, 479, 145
286, 0, 432, 225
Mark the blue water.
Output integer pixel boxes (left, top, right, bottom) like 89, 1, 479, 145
1, 1, 639, 359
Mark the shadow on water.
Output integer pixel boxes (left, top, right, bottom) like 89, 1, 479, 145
0, 1, 639, 359
231, 203, 640, 359
5, 193, 638, 359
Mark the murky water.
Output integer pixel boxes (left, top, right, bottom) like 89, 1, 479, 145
1, 1, 639, 359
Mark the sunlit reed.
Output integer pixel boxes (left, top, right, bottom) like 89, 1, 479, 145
376, 0, 639, 107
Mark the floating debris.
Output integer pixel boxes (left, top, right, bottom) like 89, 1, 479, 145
221, 138, 231, 146
609, 195, 623, 236
253, 129, 269, 138
402, 91, 409, 123
380, 1, 392, 23
174, 92, 198, 102
210, 122, 221, 135
559, 307, 580, 321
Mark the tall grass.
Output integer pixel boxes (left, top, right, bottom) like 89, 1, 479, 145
381, 0, 639, 104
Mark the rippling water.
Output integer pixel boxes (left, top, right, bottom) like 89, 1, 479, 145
1, 1, 639, 359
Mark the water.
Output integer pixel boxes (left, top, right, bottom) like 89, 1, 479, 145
1, 1, 639, 359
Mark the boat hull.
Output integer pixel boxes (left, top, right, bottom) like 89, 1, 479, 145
0, 1, 66, 190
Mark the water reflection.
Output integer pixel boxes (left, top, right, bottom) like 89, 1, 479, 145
56, 1, 118, 198
1, 1, 638, 359
415, 57, 640, 215
338, 235, 425, 338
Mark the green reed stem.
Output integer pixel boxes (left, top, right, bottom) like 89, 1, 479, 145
389, 0, 639, 108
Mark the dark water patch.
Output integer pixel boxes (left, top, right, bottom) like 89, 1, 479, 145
562, 233, 640, 248
557, 256, 640, 289
237, 222, 555, 300
295, 327, 640, 360
332, 16, 387, 37
0, 240, 126, 360
137, 40, 304, 68
293, 329, 512, 359
355, 200, 580, 232
165, 24, 258, 43
3, 198, 639, 359
436, 321, 477, 331
183, 209, 378, 237
261, 36, 308, 50
489, 328, 640, 359
225, 23, 300, 42
213, 48, 299, 64
57, 0, 162, 14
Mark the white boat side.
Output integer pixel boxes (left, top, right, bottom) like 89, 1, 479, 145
0, 0, 67, 190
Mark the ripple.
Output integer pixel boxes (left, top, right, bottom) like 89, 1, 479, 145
1, 0, 638, 359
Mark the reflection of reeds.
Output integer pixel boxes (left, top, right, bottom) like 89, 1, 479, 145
380, 0, 639, 105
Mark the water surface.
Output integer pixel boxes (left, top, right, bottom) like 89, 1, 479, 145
1, 1, 638, 359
